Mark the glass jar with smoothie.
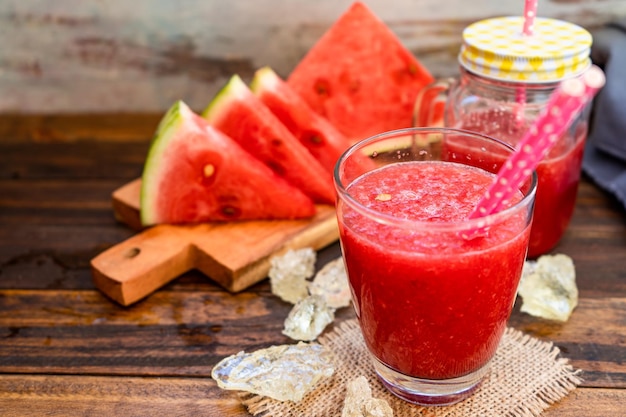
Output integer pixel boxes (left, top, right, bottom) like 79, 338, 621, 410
414, 16, 593, 257
334, 127, 537, 405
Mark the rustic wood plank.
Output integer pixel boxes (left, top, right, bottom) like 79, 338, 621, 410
0, 176, 137, 212
542, 388, 626, 416
0, 375, 245, 417
0, 287, 355, 376
0, 378, 624, 417
0, 113, 161, 144
0, 142, 149, 179
509, 298, 626, 388
0, 224, 136, 268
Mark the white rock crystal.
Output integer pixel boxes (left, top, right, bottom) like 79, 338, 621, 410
342, 376, 394, 417
309, 257, 352, 309
211, 342, 334, 402
518, 254, 578, 322
283, 295, 336, 341
269, 248, 317, 304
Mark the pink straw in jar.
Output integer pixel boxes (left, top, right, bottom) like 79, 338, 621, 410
523, 0, 538, 36
515, 0, 539, 125
462, 65, 606, 240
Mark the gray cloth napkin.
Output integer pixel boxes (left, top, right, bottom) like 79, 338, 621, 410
582, 19, 626, 208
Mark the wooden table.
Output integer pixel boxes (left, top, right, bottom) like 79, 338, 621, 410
0, 115, 625, 416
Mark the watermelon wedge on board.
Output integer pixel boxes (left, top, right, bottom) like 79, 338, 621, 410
140, 100, 316, 225
250, 66, 351, 175
287, 2, 434, 143
203, 75, 335, 205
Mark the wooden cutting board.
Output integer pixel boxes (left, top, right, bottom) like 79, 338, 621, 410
91, 179, 339, 306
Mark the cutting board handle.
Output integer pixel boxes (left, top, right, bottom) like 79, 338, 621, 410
91, 225, 194, 305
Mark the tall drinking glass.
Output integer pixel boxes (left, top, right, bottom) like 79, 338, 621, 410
334, 127, 537, 405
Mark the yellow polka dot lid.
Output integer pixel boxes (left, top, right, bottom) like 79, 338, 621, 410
459, 16, 592, 83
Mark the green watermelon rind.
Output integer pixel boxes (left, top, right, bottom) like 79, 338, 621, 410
202, 75, 248, 121
140, 100, 188, 225
249, 66, 278, 94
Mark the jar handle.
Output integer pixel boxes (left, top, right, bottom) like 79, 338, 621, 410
413, 78, 456, 127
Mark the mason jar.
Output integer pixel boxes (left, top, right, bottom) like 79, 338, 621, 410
415, 16, 593, 257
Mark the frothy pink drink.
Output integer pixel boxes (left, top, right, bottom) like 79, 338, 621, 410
335, 128, 536, 405
341, 161, 530, 379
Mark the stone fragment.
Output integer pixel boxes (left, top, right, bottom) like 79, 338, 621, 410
309, 257, 352, 309
269, 248, 316, 304
211, 342, 334, 402
518, 254, 578, 322
341, 376, 394, 417
283, 295, 336, 341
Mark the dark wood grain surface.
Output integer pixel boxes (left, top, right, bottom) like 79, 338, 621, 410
1, 115, 625, 416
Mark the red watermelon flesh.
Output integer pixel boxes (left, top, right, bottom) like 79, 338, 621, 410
250, 66, 351, 175
287, 2, 434, 143
203, 75, 335, 205
140, 101, 316, 225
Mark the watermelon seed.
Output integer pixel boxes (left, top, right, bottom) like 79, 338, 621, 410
222, 206, 241, 218
125, 247, 141, 259
266, 160, 286, 176
314, 79, 331, 97
204, 164, 215, 178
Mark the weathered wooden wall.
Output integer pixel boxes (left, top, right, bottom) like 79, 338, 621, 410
1, 0, 624, 115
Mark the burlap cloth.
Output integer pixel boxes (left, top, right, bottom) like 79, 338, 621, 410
242, 319, 582, 417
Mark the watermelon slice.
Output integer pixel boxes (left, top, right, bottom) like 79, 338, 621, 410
140, 100, 316, 225
250, 66, 351, 175
203, 75, 335, 205
287, 2, 434, 142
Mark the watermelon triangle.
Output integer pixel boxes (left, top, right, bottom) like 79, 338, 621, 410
287, 2, 434, 142
203, 75, 336, 205
250, 66, 351, 175
140, 101, 316, 225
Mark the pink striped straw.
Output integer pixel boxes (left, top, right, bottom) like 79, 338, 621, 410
464, 66, 605, 237
515, 0, 539, 124
523, 0, 538, 35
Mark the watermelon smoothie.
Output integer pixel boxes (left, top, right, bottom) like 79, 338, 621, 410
455, 110, 586, 257
335, 128, 536, 405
